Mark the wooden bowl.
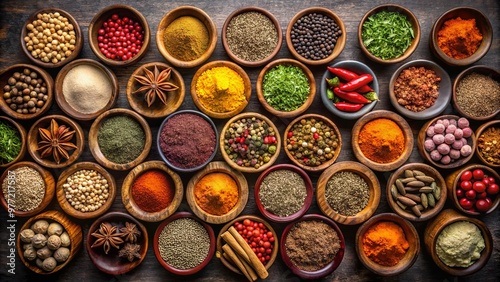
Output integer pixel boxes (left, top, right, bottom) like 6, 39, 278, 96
281, 214, 345, 279
191, 60, 251, 119
452, 65, 500, 120
87, 211, 148, 275
216, 215, 278, 275
27, 114, 84, 169
20, 8, 83, 68
417, 115, 476, 169
286, 7, 346, 66
55, 59, 119, 120
122, 160, 183, 222
0, 116, 27, 168
89, 108, 152, 171
156, 6, 217, 68
0, 161, 55, 217
386, 163, 447, 222
389, 59, 452, 120
154, 211, 215, 275
220, 112, 281, 173
317, 161, 381, 225
429, 7, 493, 67
445, 164, 500, 216
352, 110, 413, 172
222, 6, 282, 67
88, 4, 151, 66
355, 213, 420, 276
255, 164, 313, 223
475, 120, 500, 168
17, 210, 82, 274
256, 59, 316, 118
56, 162, 116, 219
424, 209, 493, 276
358, 4, 420, 64
0, 63, 54, 120
186, 161, 248, 224
126, 62, 185, 119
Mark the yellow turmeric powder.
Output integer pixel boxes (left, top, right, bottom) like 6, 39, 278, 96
195, 66, 246, 113
437, 17, 483, 60
194, 172, 239, 215
362, 221, 409, 266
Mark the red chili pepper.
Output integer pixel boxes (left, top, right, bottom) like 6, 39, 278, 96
333, 88, 370, 104
335, 102, 364, 112
327, 67, 374, 93
340, 74, 373, 92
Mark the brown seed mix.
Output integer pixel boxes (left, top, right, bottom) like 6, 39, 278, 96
394, 66, 441, 112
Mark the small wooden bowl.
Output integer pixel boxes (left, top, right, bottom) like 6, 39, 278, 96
452, 65, 500, 120
386, 163, 447, 222
216, 215, 278, 275
0, 161, 55, 217
286, 7, 346, 66
281, 214, 345, 279
56, 162, 116, 219
445, 164, 500, 216
191, 60, 251, 119
20, 8, 83, 68
352, 110, 413, 172
255, 164, 313, 223
87, 211, 148, 275
430, 7, 493, 67
17, 210, 82, 274
154, 211, 215, 275
475, 120, 500, 168
55, 59, 119, 121
89, 108, 152, 171
256, 59, 316, 118
356, 213, 420, 276
317, 161, 381, 225
122, 160, 183, 222
358, 4, 420, 64
88, 4, 151, 66
0, 116, 27, 168
220, 112, 281, 174
424, 209, 493, 276
0, 63, 54, 120
222, 6, 282, 67
417, 114, 476, 169
186, 161, 248, 224
156, 6, 217, 68
126, 62, 185, 119
27, 114, 84, 169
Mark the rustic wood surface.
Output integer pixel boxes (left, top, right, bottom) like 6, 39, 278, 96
0, 0, 499, 281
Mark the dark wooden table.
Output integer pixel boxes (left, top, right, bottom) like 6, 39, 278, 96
1, 0, 499, 281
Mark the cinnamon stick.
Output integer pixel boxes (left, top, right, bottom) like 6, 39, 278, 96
228, 226, 268, 279
221, 231, 250, 262
222, 244, 255, 282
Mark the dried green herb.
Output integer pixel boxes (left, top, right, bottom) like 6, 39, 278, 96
262, 65, 310, 112
0, 121, 22, 164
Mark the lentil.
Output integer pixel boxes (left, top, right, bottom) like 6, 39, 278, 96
158, 218, 210, 270
477, 126, 500, 165
2, 166, 45, 212
262, 65, 310, 112
2, 69, 48, 114
394, 66, 441, 112
325, 171, 370, 216
455, 72, 500, 118
62, 169, 109, 213
258, 169, 307, 217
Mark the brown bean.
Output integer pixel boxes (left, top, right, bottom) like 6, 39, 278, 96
407, 180, 425, 187
411, 205, 422, 216
428, 193, 436, 207
419, 186, 434, 193
416, 175, 435, 184
405, 187, 420, 193
412, 170, 425, 177
397, 196, 417, 207
395, 179, 406, 195
391, 185, 399, 201
396, 201, 407, 210
404, 170, 414, 178
401, 177, 417, 184
421, 193, 428, 209
405, 193, 421, 203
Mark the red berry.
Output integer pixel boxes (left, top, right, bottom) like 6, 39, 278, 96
459, 198, 473, 209
488, 177, 496, 184
487, 183, 499, 195
456, 188, 464, 198
473, 181, 486, 193
483, 178, 490, 186
111, 14, 119, 20
460, 180, 472, 191
476, 199, 491, 212
473, 169, 484, 180
465, 189, 476, 200
477, 192, 487, 199
460, 170, 472, 181
287, 131, 293, 138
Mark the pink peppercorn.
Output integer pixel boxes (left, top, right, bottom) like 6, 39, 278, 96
97, 14, 144, 61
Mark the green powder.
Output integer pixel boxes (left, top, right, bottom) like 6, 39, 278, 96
97, 116, 145, 164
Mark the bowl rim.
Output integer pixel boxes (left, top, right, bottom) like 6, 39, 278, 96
475, 120, 500, 167
0, 116, 27, 168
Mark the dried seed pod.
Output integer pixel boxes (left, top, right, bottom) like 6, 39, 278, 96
419, 186, 434, 193
391, 184, 399, 201
404, 170, 414, 178
407, 180, 425, 187
416, 175, 435, 184
412, 170, 425, 176
395, 179, 406, 195
411, 205, 422, 216
405, 193, 421, 203
416, 204, 425, 211
401, 177, 417, 184
433, 185, 441, 200
397, 196, 417, 206
396, 201, 407, 210
405, 187, 420, 193
421, 193, 429, 209
428, 193, 436, 207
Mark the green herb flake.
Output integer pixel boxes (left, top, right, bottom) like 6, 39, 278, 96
0, 121, 22, 164
262, 65, 310, 112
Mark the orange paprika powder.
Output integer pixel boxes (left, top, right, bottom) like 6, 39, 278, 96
131, 169, 174, 213
358, 118, 405, 163
437, 17, 483, 60
362, 221, 409, 266
194, 172, 239, 216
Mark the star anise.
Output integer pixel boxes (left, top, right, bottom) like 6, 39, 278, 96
119, 222, 141, 243
118, 243, 142, 262
37, 119, 78, 164
133, 65, 179, 107
91, 222, 124, 254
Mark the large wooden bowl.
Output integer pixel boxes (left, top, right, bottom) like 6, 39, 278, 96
0, 63, 54, 120
89, 108, 152, 171
27, 114, 84, 169
0, 116, 27, 168
475, 120, 500, 168
122, 160, 183, 222
256, 59, 316, 118
186, 161, 248, 224
0, 161, 55, 217
17, 210, 82, 274
352, 110, 413, 172
126, 62, 185, 119
56, 162, 116, 219
317, 161, 380, 225
191, 60, 251, 119
55, 59, 119, 121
